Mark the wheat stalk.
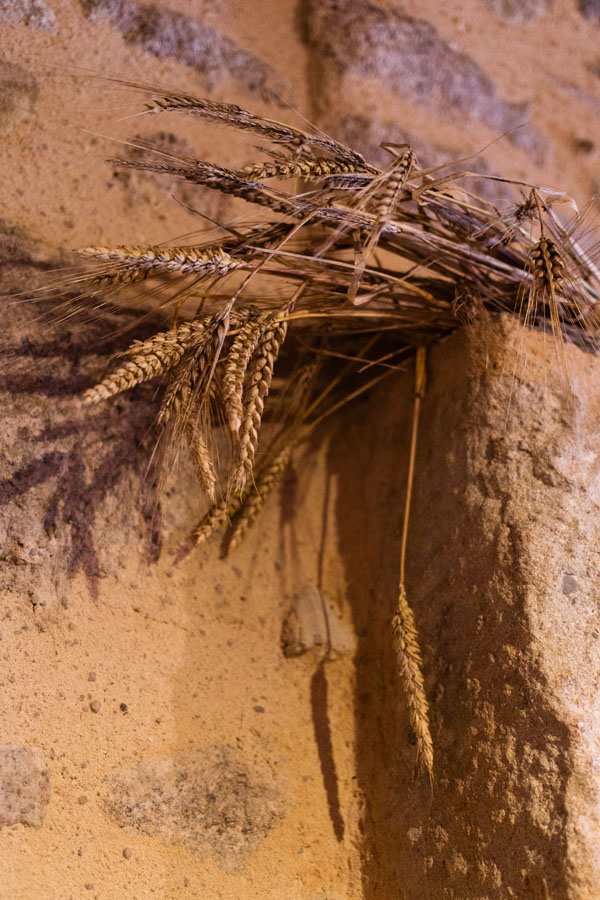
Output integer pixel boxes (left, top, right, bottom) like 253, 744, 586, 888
230, 316, 288, 493
222, 318, 262, 433
392, 583, 434, 780
393, 347, 433, 780
78, 244, 242, 284
33, 87, 600, 778
237, 157, 362, 181
186, 420, 218, 503
82, 320, 207, 404
228, 442, 293, 551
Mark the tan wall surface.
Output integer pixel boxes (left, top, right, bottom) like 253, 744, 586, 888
3, 2, 600, 899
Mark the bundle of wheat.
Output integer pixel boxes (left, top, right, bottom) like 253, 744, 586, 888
26, 81, 600, 779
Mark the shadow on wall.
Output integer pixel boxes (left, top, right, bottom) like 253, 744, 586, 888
327, 330, 571, 900
1, 239, 577, 896
0, 254, 164, 600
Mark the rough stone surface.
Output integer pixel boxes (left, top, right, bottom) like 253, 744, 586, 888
304, 0, 546, 162
104, 745, 284, 871
327, 315, 600, 899
281, 586, 355, 660
0, 745, 51, 827
578, 0, 600, 18
0, 234, 163, 607
0, 60, 38, 135
81, 0, 288, 100
3, 1, 600, 898
0, 0, 56, 32
482, 0, 553, 22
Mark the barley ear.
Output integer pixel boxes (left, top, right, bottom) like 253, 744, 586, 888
392, 582, 434, 781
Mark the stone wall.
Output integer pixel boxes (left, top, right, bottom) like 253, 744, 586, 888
2, 2, 600, 898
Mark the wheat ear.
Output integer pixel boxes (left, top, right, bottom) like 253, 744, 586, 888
230, 316, 288, 493
142, 90, 375, 170
228, 443, 293, 551
194, 500, 229, 545
78, 244, 242, 283
157, 313, 231, 426
82, 321, 205, 404
392, 583, 433, 780
194, 494, 243, 546
186, 421, 217, 503
237, 158, 362, 181
394, 347, 433, 780
222, 319, 262, 432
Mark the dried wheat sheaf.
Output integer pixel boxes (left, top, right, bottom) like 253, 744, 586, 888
29, 82, 600, 778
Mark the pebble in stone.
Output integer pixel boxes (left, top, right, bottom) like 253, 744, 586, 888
574, 137, 595, 154
122, 847, 132, 859
562, 574, 578, 595
0, 745, 51, 827
104, 745, 283, 872
90, 700, 102, 713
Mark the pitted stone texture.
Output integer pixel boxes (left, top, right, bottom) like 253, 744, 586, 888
0, 231, 168, 608
80, 0, 288, 100
104, 745, 284, 871
482, 0, 553, 23
0, 745, 51, 827
0, 61, 38, 135
0, 0, 56, 32
329, 315, 600, 899
304, 0, 546, 162
578, 0, 600, 18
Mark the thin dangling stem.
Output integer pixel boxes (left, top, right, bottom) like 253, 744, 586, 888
392, 346, 433, 781
399, 346, 426, 583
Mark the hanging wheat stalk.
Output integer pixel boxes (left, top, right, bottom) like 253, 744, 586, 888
18, 82, 600, 775
392, 348, 434, 780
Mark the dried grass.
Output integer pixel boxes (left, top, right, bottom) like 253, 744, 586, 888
21, 84, 600, 778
